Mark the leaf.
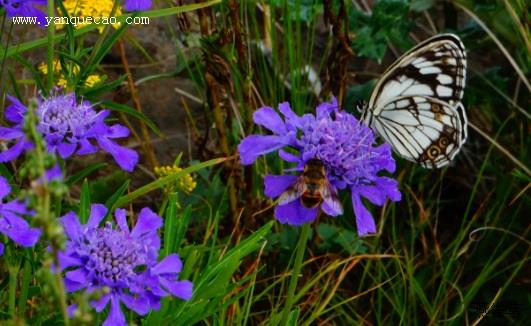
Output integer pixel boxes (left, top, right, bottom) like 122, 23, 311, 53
112, 157, 228, 209
98, 100, 161, 136
66, 162, 108, 186
79, 179, 90, 224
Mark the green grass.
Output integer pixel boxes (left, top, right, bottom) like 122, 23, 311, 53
0, 0, 529, 325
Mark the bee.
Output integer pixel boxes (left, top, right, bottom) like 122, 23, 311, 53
278, 158, 343, 213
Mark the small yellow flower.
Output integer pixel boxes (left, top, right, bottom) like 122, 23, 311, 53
38, 60, 103, 89
154, 165, 197, 193
58, 0, 122, 32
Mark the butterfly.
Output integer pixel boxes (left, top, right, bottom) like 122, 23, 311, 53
359, 34, 468, 168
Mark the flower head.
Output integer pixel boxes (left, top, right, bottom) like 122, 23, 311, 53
0, 176, 41, 255
238, 98, 401, 235
154, 165, 197, 193
59, 0, 122, 31
0, 93, 139, 172
1, 0, 47, 27
38, 60, 103, 89
59, 204, 192, 326
124, 0, 152, 11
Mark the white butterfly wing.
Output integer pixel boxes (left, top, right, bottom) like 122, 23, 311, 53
371, 96, 467, 168
368, 33, 466, 113
362, 34, 468, 168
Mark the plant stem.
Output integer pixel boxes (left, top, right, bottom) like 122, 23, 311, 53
280, 223, 311, 325
46, 0, 55, 90
8, 264, 19, 318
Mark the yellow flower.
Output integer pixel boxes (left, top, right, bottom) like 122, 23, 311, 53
38, 60, 103, 89
154, 165, 197, 193
58, 0, 122, 32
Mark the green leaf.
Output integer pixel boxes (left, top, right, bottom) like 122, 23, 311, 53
98, 100, 161, 136
79, 179, 90, 224
112, 157, 228, 209
66, 162, 108, 186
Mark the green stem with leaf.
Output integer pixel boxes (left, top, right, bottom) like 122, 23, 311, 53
280, 222, 311, 325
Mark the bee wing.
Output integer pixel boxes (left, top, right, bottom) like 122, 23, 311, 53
321, 180, 343, 216
278, 177, 306, 205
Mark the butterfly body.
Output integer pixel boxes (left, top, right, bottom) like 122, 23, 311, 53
361, 34, 468, 168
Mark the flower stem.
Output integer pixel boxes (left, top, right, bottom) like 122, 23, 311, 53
280, 223, 311, 325
46, 0, 55, 90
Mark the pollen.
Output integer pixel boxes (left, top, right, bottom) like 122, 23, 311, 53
154, 165, 197, 193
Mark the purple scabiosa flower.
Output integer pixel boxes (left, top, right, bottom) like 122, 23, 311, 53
0, 175, 41, 255
1, 0, 47, 27
58, 204, 192, 326
0, 93, 139, 172
238, 98, 401, 236
124, 0, 152, 11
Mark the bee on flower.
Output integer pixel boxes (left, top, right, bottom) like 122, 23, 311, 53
238, 97, 401, 236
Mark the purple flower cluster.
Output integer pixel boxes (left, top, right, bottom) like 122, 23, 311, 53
1, 0, 47, 27
0, 175, 41, 255
0, 93, 139, 172
238, 98, 401, 236
59, 204, 192, 326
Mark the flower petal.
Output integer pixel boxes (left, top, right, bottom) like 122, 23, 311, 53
0, 176, 11, 199
131, 207, 162, 238
253, 107, 287, 135
278, 102, 301, 130
278, 149, 301, 163
263, 174, 298, 198
58, 251, 82, 270
159, 278, 193, 300
97, 137, 139, 172
5, 95, 27, 123
76, 138, 98, 155
65, 268, 88, 285
119, 292, 150, 315
351, 191, 377, 236
238, 135, 289, 165
0, 212, 41, 247
124, 0, 153, 11
57, 142, 77, 158
152, 254, 183, 275
274, 200, 318, 225
87, 204, 107, 228
91, 293, 111, 312
0, 139, 32, 162
0, 127, 25, 140
102, 296, 127, 326
60, 212, 82, 240
104, 124, 131, 139
114, 208, 129, 233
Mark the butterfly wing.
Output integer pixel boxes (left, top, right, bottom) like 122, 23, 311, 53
370, 96, 467, 168
362, 34, 468, 168
367, 34, 466, 114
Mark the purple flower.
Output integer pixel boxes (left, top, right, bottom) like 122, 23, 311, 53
0, 93, 139, 172
124, 0, 152, 11
1, 0, 47, 27
238, 98, 401, 236
58, 204, 192, 326
0, 175, 41, 255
